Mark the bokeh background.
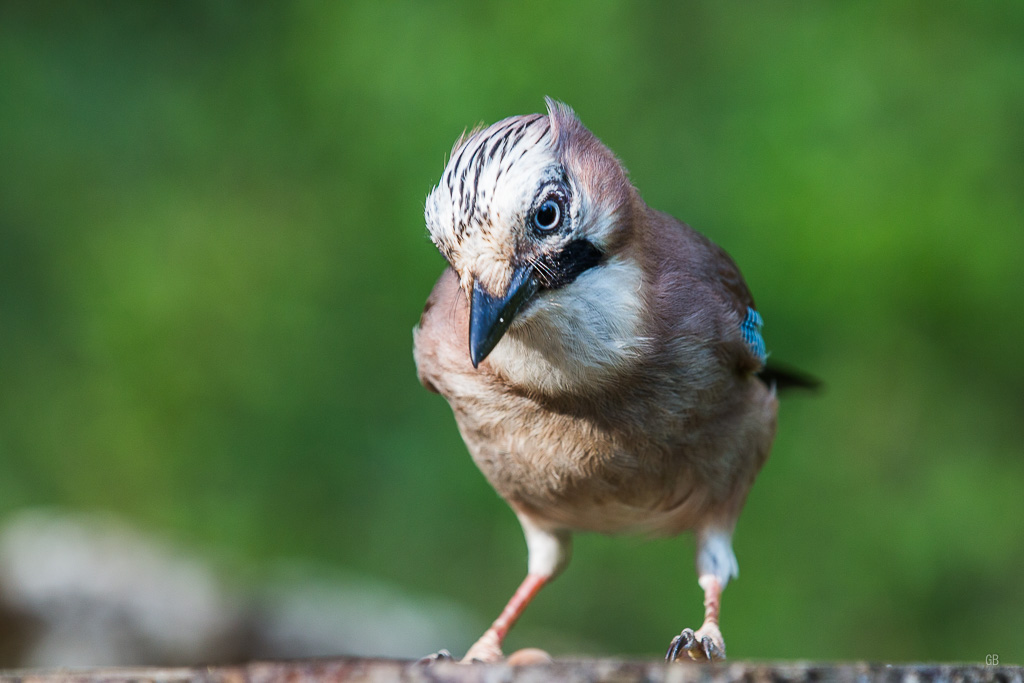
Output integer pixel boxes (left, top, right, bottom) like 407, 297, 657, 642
1, 0, 1022, 666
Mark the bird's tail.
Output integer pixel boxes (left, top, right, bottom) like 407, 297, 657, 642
758, 361, 822, 393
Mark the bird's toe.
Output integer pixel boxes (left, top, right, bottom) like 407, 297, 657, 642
507, 648, 553, 665
665, 625, 725, 662
665, 628, 696, 661
699, 634, 723, 661
416, 649, 455, 665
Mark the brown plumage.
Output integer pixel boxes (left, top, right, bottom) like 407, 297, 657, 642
415, 98, 806, 662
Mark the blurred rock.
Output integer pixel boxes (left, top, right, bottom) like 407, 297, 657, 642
0, 510, 479, 667
252, 567, 479, 660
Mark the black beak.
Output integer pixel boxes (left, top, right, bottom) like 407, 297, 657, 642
469, 264, 538, 368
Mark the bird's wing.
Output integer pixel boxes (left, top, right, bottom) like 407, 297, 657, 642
413, 267, 470, 394
701, 237, 769, 370
704, 239, 756, 315
692, 227, 819, 389
644, 211, 767, 373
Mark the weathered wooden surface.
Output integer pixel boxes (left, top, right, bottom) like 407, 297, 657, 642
0, 659, 1020, 683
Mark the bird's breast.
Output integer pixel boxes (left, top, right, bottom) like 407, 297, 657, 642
413, 264, 776, 537
445, 378, 730, 536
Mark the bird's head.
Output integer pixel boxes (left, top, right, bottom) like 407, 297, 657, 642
425, 98, 638, 368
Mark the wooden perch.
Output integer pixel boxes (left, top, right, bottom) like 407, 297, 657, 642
1, 659, 1020, 683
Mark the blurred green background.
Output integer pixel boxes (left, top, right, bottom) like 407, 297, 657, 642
1, 0, 1022, 665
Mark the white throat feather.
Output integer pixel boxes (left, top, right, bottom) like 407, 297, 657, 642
485, 255, 649, 395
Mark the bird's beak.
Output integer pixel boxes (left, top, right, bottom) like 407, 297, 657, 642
469, 264, 538, 368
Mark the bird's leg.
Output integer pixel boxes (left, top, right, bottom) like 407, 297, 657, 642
667, 527, 735, 662
462, 573, 548, 663
666, 575, 726, 661
461, 515, 571, 663
694, 574, 725, 656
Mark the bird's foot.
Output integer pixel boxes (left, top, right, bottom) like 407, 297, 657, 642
417, 644, 552, 666
416, 649, 454, 664
462, 628, 503, 663
665, 624, 725, 662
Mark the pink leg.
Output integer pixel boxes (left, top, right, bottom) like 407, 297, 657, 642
666, 575, 727, 661
463, 573, 548, 663
696, 575, 724, 654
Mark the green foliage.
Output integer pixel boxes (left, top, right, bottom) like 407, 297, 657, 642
1, 0, 1021, 663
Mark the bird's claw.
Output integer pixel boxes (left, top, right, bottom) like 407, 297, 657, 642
665, 629, 695, 661
665, 626, 725, 662
416, 649, 454, 664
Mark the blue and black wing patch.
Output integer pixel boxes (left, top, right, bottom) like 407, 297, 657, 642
740, 307, 767, 363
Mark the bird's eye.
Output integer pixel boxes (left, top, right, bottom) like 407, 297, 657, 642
532, 199, 561, 232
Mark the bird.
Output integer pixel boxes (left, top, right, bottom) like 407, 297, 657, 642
413, 98, 816, 663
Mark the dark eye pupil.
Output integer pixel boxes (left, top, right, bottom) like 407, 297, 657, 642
534, 199, 560, 231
